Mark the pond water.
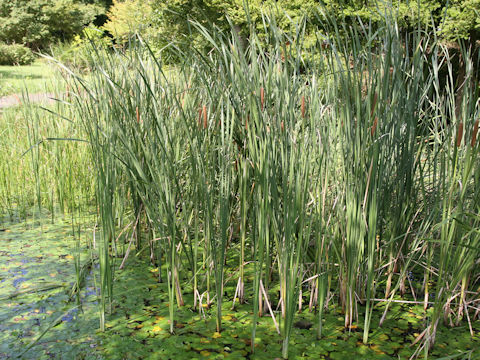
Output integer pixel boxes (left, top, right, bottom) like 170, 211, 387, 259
0, 215, 100, 359
1, 215, 479, 359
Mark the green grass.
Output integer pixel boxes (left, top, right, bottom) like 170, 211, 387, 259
0, 60, 57, 97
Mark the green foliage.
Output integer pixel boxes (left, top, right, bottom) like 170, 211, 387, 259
442, 0, 480, 41
0, 43, 35, 65
102, 0, 479, 63
51, 25, 112, 70
0, 0, 103, 50
103, 0, 152, 44
148, 0, 320, 57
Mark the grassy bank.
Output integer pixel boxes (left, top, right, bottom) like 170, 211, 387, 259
0, 60, 57, 97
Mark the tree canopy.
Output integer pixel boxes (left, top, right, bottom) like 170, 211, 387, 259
0, 0, 105, 49
103, 0, 479, 55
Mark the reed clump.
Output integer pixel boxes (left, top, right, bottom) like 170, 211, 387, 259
4, 8, 480, 359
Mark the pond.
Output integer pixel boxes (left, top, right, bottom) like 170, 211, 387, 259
1, 214, 479, 359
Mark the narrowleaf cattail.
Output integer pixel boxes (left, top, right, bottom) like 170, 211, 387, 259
203, 105, 208, 129
456, 122, 464, 147
281, 121, 284, 132
245, 115, 249, 131
371, 117, 378, 136
13, 94, 21, 106
301, 96, 306, 118
198, 107, 203, 127
136, 107, 140, 124
471, 120, 479, 147
370, 93, 378, 118
260, 87, 265, 111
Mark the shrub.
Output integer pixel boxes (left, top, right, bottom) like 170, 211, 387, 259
50, 26, 112, 71
0, 43, 35, 65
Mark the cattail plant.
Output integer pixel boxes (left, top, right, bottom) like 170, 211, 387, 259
7, 8, 480, 360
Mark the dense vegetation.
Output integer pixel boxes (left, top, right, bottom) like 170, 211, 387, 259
2, 7, 480, 358
1, 0, 479, 65
104, 0, 480, 58
1, 2, 480, 359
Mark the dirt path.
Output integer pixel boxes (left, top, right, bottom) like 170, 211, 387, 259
0, 93, 56, 109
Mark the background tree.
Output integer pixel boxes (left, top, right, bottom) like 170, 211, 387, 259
103, 0, 152, 44
0, 0, 104, 50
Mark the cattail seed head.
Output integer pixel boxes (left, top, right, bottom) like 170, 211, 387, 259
136, 107, 140, 124
371, 117, 378, 136
281, 121, 284, 132
203, 105, 208, 129
370, 93, 378, 118
471, 120, 479, 147
198, 107, 203, 127
13, 94, 21, 105
456, 122, 464, 147
260, 87, 265, 111
301, 96, 306, 118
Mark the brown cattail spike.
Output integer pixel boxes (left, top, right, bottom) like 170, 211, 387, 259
260, 87, 265, 111
281, 121, 284, 132
13, 94, 21, 105
471, 120, 479, 147
301, 96, 306, 118
456, 122, 464, 147
203, 105, 208, 129
370, 93, 378, 118
198, 107, 203, 127
136, 107, 140, 124
371, 117, 378, 137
